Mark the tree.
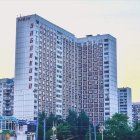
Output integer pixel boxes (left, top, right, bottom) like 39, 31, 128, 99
57, 123, 71, 140
38, 112, 45, 140
46, 129, 53, 140
46, 113, 57, 130
66, 110, 78, 136
38, 112, 140, 140
38, 111, 91, 140
77, 111, 89, 140
133, 122, 140, 140
104, 113, 132, 140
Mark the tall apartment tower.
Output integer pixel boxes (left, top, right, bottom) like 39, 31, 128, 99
0, 78, 14, 116
77, 35, 118, 123
132, 102, 140, 124
118, 87, 132, 122
14, 14, 118, 124
14, 14, 78, 120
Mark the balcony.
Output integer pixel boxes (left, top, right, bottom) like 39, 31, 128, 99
3, 89, 12, 93
3, 111, 13, 116
3, 97, 11, 101
4, 107, 12, 111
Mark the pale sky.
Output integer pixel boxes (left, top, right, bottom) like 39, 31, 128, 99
0, 0, 140, 102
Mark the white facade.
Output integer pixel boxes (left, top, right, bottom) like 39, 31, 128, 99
14, 14, 75, 120
14, 16, 37, 120
16, 125, 35, 140
14, 14, 118, 124
118, 87, 132, 122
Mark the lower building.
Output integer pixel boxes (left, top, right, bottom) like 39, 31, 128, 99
118, 87, 132, 123
0, 78, 14, 116
0, 116, 17, 140
132, 102, 140, 124
0, 116, 36, 140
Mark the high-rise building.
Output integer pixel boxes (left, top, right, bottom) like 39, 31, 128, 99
77, 35, 118, 123
14, 14, 77, 120
132, 102, 140, 124
118, 87, 132, 122
14, 14, 118, 124
0, 78, 14, 116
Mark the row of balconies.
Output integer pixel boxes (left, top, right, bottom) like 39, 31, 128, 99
3, 107, 12, 111
3, 97, 11, 100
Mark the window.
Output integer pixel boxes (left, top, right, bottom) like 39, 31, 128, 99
30, 38, 33, 43
57, 55, 62, 59
57, 85, 62, 88
104, 66, 109, 68
30, 23, 34, 28
35, 62, 38, 65
104, 44, 109, 46
104, 70, 109, 73
29, 76, 32, 81
57, 65, 62, 69
105, 112, 110, 115
30, 31, 33, 36
104, 61, 109, 64
36, 20, 39, 24
29, 53, 33, 58
35, 73, 38, 76
104, 39, 108, 42
104, 79, 109, 82
34, 84, 38, 87
104, 52, 108, 55
29, 61, 32, 66
105, 84, 109, 87
105, 75, 109, 78
29, 68, 32, 73
30, 45, 33, 51
29, 83, 32, 89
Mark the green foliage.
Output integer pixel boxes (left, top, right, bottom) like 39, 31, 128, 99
38, 112, 140, 140
77, 111, 89, 140
38, 110, 90, 140
39, 112, 45, 125
66, 110, 78, 136
38, 112, 45, 140
57, 123, 71, 140
46, 113, 57, 130
133, 122, 140, 140
46, 129, 53, 140
38, 122, 44, 140
104, 113, 132, 140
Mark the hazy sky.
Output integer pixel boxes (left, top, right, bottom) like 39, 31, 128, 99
0, 0, 140, 102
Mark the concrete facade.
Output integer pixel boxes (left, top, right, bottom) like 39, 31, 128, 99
118, 87, 132, 123
132, 102, 140, 124
0, 78, 14, 116
14, 14, 118, 124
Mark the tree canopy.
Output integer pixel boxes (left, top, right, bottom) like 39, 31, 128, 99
38, 112, 140, 140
